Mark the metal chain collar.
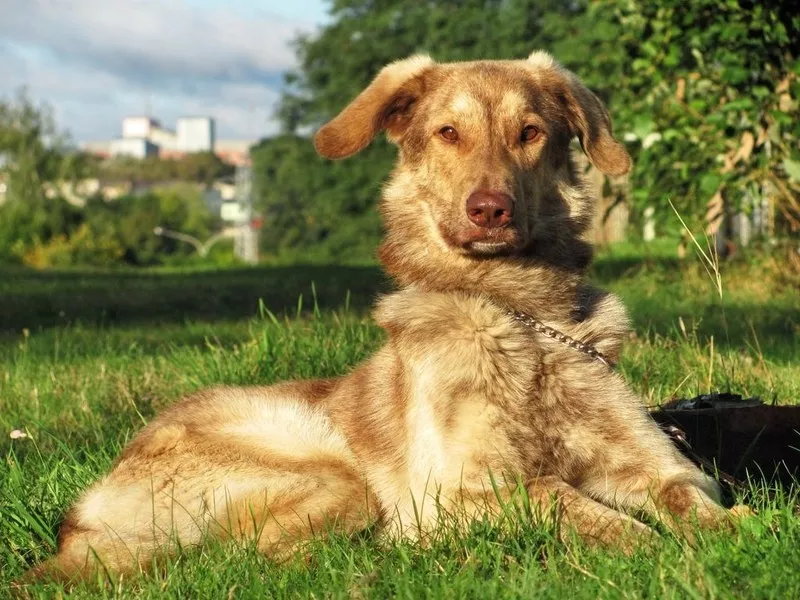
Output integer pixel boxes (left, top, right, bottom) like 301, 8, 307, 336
506, 310, 615, 369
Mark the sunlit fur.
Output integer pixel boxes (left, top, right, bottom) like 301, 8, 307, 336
23, 52, 743, 585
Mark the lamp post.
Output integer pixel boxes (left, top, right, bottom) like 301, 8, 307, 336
152, 226, 235, 257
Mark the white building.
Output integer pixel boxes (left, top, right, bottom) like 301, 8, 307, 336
149, 125, 177, 150
121, 116, 177, 151
83, 115, 229, 160
110, 138, 159, 159
177, 117, 215, 153
122, 116, 158, 139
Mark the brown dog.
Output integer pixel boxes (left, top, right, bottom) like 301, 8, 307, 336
24, 51, 737, 584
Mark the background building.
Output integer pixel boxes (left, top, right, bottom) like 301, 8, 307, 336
120, 116, 178, 152
121, 116, 157, 139
149, 124, 178, 150
109, 137, 159, 159
82, 115, 252, 164
214, 139, 254, 166
176, 117, 215, 152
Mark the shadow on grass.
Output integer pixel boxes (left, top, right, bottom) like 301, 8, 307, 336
1, 265, 390, 333
1, 258, 796, 360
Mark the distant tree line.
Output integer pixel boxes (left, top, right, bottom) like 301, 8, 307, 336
252, 0, 799, 262
92, 152, 235, 187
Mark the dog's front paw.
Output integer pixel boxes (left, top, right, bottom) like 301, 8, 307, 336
728, 504, 756, 520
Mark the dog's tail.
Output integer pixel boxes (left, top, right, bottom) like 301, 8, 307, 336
11, 552, 92, 596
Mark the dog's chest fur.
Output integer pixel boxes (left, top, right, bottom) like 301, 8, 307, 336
329, 287, 619, 513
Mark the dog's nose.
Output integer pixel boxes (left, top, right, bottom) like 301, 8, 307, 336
465, 190, 514, 229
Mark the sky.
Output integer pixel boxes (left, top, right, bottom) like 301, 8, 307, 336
0, 0, 330, 142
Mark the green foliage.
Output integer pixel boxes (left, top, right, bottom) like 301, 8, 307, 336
251, 135, 387, 262
2, 184, 219, 268
93, 152, 235, 186
17, 223, 124, 269
0, 89, 79, 190
117, 185, 214, 265
0, 91, 89, 263
252, 0, 799, 260
580, 0, 800, 232
79, 184, 217, 266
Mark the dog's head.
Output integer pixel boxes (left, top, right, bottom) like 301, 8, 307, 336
314, 51, 629, 260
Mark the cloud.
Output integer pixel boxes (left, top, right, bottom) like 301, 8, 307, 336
0, 0, 317, 140
0, 0, 306, 88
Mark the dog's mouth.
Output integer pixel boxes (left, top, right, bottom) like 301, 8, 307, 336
456, 226, 523, 256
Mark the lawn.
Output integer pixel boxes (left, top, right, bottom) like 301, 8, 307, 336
1, 241, 799, 598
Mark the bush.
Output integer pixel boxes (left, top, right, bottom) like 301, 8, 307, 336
20, 223, 124, 268
580, 0, 800, 234
113, 185, 215, 265
0, 195, 84, 263
1, 184, 219, 268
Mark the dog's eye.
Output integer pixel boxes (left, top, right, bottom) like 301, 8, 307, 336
521, 125, 540, 143
439, 126, 459, 143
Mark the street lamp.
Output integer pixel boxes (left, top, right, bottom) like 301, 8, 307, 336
152, 226, 235, 257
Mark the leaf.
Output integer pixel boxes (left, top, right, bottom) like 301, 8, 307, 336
734, 131, 755, 164
663, 45, 681, 67
632, 114, 655, 139
662, 129, 681, 142
722, 67, 750, 86
700, 173, 722, 196
720, 98, 754, 112
783, 159, 800, 182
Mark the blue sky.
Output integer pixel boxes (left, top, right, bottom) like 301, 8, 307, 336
0, 0, 330, 142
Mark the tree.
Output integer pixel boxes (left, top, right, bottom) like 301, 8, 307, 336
94, 152, 234, 186
252, 134, 386, 261
580, 0, 800, 235
0, 90, 88, 262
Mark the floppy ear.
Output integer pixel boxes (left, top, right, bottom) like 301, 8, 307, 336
314, 55, 435, 159
527, 51, 631, 176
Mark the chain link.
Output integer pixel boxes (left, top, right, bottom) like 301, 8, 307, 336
506, 310, 615, 369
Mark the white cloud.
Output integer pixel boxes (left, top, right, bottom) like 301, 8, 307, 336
0, 0, 306, 85
0, 0, 317, 140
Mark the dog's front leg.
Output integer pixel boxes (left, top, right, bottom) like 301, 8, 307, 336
378, 475, 523, 543
525, 475, 657, 554
378, 477, 449, 543
611, 471, 743, 542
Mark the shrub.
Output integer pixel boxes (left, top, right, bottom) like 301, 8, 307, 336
20, 223, 124, 268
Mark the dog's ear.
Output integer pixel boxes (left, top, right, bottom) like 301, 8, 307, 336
314, 55, 435, 160
563, 76, 631, 176
527, 51, 631, 176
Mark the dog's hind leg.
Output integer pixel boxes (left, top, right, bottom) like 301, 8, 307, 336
211, 461, 378, 560
19, 464, 377, 587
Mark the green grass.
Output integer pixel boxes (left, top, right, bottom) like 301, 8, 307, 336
1, 241, 799, 598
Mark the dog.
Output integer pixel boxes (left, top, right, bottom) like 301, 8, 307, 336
22, 51, 742, 584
